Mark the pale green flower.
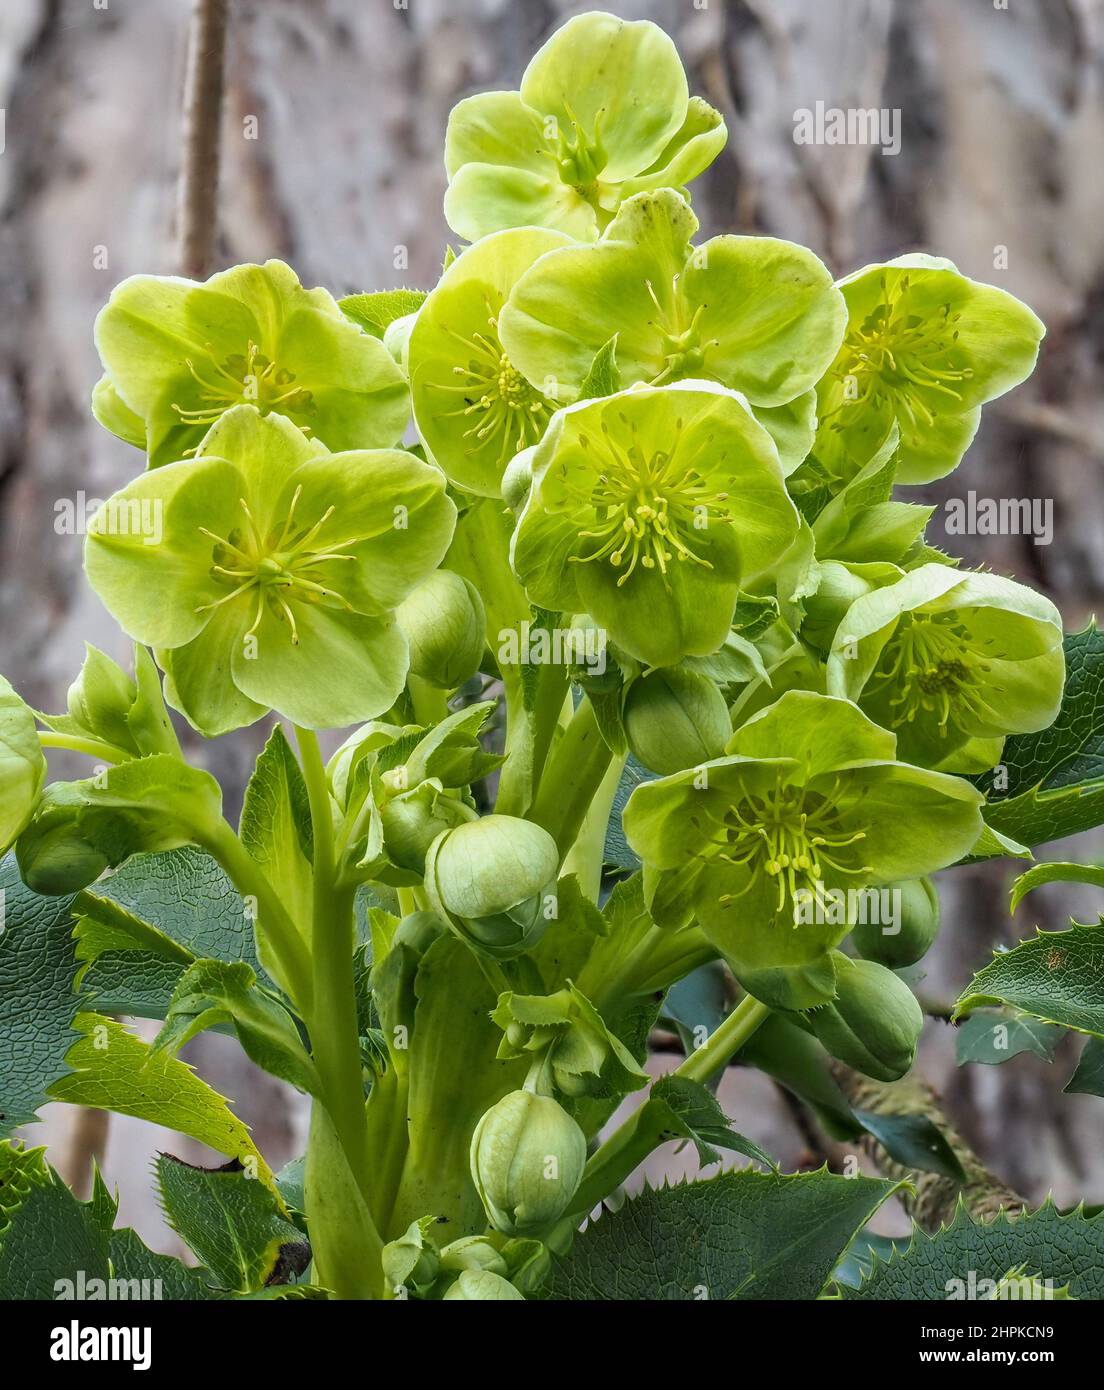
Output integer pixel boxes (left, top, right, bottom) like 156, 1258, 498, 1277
84, 407, 455, 733
444, 11, 725, 242
94, 259, 409, 468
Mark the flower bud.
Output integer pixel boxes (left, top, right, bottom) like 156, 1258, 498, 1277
501, 445, 535, 513
470, 1090, 586, 1235
378, 779, 476, 875
396, 570, 486, 691
425, 815, 559, 959
623, 668, 730, 775
15, 785, 109, 896
442, 1269, 524, 1300
852, 877, 940, 969
807, 953, 923, 1082
439, 1235, 509, 1277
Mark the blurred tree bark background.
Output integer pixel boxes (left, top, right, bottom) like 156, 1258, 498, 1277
2, 0, 1103, 1253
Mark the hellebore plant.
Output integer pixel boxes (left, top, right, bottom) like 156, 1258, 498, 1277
2, 11, 1096, 1307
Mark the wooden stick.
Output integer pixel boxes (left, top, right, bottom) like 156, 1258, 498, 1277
177, 0, 229, 279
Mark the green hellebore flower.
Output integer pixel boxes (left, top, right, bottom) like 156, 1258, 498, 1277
623, 690, 984, 1008
827, 564, 1065, 773
424, 815, 559, 960
623, 667, 731, 776
93, 259, 410, 469
408, 227, 573, 497
443, 11, 726, 243
499, 189, 845, 470
510, 381, 800, 668
470, 1089, 587, 1235
396, 569, 486, 690
0, 676, 47, 855
84, 406, 456, 734
812, 254, 1044, 485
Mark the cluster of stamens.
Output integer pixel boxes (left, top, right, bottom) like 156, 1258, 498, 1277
698, 777, 872, 917
427, 300, 553, 467
196, 484, 356, 646
562, 413, 730, 586
172, 341, 315, 445
826, 273, 974, 432
866, 611, 1003, 735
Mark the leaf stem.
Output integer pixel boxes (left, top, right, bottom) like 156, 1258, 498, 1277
38, 731, 132, 764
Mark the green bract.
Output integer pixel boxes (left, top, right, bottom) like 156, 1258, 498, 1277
408, 227, 572, 497
827, 564, 1065, 772
84, 406, 455, 733
510, 381, 800, 668
499, 189, 845, 467
38, 643, 181, 760
812, 254, 1045, 485
470, 1089, 587, 1235
623, 691, 984, 1008
424, 815, 559, 959
93, 259, 409, 468
0, 677, 46, 854
443, 11, 725, 242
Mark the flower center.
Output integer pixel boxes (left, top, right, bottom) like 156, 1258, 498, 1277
866, 611, 1000, 734
704, 778, 872, 916
826, 272, 974, 431
195, 485, 356, 646
427, 300, 553, 467
564, 413, 730, 587
644, 278, 717, 385
172, 341, 316, 445
554, 101, 607, 190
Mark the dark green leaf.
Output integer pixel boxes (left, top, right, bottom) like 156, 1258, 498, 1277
648, 1074, 775, 1169
954, 922, 1104, 1037
1065, 1035, 1104, 1097
543, 1167, 901, 1300
842, 1201, 1104, 1299
155, 1155, 305, 1293
955, 1010, 1063, 1065
851, 1109, 966, 1182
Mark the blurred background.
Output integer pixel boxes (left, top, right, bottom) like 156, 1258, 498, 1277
2, 0, 1104, 1256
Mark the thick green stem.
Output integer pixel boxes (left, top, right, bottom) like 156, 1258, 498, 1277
529, 696, 614, 858
407, 674, 449, 727
296, 725, 383, 1299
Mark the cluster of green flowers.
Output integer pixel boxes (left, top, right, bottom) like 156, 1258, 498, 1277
0, 11, 1068, 1295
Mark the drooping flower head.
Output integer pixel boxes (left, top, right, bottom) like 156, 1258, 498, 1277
444, 11, 726, 243
84, 406, 455, 733
624, 691, 984, 1008
827, 564, 1065, 772
499, 191, 845, 473
408, 228, 572, 497
510, 381, 800, 668
93, 259, 410, 468
812, 254, 1044, 485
